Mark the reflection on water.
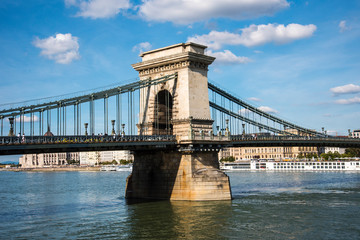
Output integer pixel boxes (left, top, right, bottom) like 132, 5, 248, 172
127, 200, 232, 239
0, 171, 359, 239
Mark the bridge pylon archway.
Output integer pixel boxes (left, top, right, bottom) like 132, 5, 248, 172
153, 89, 173, 135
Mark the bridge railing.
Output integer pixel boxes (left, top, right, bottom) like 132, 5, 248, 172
1, 134, 359, 147
0, 135, 176, 145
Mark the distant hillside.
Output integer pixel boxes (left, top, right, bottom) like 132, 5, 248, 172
0, 155, 21, 164
0, 161, 18, 165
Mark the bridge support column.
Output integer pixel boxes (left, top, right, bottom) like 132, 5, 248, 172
125, 150, 232, 201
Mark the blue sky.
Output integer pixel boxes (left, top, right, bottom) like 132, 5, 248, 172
0, 0, 360, 161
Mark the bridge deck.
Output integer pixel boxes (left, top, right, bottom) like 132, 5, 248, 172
0, 135, 177, 155
1, 135, 360, 155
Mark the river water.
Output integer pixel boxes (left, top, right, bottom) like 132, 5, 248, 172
0, 170, 359, 239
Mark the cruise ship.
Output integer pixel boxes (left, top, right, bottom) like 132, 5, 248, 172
221, 160, 360, 171
100, 164, 133, 171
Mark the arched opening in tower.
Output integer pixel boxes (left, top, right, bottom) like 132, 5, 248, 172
154, 90, 173, 135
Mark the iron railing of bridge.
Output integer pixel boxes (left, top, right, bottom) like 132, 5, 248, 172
0, 135, 176, 145
0, 134, 178, 155
1, 133, 359, 152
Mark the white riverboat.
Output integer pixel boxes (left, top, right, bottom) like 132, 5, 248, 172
100, 165, 133, 171
221, 162, 251, 171
221, 160, 360, 171
115, 164, 133, 171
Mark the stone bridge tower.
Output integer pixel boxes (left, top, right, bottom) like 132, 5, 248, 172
132, 42, 215, 139
126, 43, 232, 201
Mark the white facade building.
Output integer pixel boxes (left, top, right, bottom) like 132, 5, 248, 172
319, 147, 345, 154
352, 130, 360, 138
79, 150, 133, 166
19, 152, 79, 168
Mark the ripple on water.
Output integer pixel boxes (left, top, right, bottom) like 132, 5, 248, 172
0, 171, 359, 239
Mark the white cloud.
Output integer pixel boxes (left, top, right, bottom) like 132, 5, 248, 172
138, 0, 289, 24
188, 23, 317, 50
339, 20, 349, 33
330, 84, 360, 95
207, 50, 251, 65
16, 115, 39, 123
239, 106, 278, 115
132, 42, 152, 54
335, 97, 360, 105
33, 33, 80, 64
326, 130, 338, 136
258, 106, 278, 113
66, 0, 130, 19
248, 97, 261, 102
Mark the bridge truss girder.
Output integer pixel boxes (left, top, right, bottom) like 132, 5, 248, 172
208, 82, 327, 137
0, 74, 177, 118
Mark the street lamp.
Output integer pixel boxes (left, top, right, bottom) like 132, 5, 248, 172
121, 124, 125, 137
225, 119, 230, 136
84, 123, 88, 136
8, 117, 15, 136
111, 120, 116, 136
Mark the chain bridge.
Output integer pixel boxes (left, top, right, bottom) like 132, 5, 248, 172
1, 43, 359, 200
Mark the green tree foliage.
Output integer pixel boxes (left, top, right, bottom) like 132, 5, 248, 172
99, 159, 133, 165
220, 156, 235, 163
306, 153, 318, 159
297, 153, 318, 159
99, 160, 121, 165
345, 148, 360, 157
66, 159, 80, 165
319, 150, 359, 160
119, 159, 133, 165
320, 153, 330, 161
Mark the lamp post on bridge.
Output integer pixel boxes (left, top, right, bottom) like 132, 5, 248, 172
121, 124, 125, 137
111, 120, 116, 136
84, 123, 88, 136
242, 123, 245, 136
225, 119, 230, 138
8, 117, 15, 136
